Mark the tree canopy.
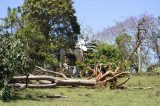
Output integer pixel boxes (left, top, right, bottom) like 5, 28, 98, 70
23, 0, 80, 48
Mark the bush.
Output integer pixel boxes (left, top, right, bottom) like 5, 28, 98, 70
1, 86, 14, 102
84, 44, 121, 65
0, 36, 34, 101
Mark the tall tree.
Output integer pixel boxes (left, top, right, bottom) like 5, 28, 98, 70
0, 7, 22, 35
14, 0, 81, 67
22, 0, 80, 48
98, 14, 159, 71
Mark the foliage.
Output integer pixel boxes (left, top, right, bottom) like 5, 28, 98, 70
116, 34, 131, 54
0, 36, 33, 76
22, 0, 80, 49
0, 7, 22, 35
115, 34, 136, 63
75, 61, 92, 77
84, 44, 121, 64
97, 44, 121, 63
75, 43, 122, 75
39, 44, 58, 67
11, 0, 80, 67
94, 15, 160, 70
1, 86, 14, 102
0, 36, 34, 101
16, 23, 58, 67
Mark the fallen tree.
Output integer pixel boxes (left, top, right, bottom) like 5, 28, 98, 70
10, 65, 131, 89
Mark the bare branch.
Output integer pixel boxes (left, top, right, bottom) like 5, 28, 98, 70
35, 66, 70, 80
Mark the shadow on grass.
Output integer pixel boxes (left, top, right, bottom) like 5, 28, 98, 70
0, 92, 67, 102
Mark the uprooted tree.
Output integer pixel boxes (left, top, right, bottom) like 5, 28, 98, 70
2, 0, 159, 103
0, 36, 131, 102
10, 65, 130, 89
0, 36, 131, 90
7, 42, 131, 90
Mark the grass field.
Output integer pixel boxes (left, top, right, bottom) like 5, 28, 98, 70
0, 75, 160, 106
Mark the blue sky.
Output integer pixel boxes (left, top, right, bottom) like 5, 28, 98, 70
0, 0, 24, 17
0, 0, 160, 31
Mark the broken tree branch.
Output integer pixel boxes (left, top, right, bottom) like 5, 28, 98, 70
10, 64, 131, 89
11, 75, 59, 82
35, 66, 70, 80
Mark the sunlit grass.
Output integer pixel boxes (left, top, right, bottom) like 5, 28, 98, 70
0, 75, 160, 106
157, 67, 160, 72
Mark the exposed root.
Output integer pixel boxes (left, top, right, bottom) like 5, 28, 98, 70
89, 63, 131, 88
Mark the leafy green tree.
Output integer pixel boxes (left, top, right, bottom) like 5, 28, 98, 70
0, 7, 22, 35
22, 0, 80, 48
14, 0, 80, 67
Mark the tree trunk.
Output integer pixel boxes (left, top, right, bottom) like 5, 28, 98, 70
10, 66, 130, 89
11, 75, 59, 82
11, 75, 96, 88
55, 79, 96, 86
137, 46, 141, 72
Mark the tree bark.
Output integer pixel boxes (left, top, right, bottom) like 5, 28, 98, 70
11, 75, 59, 82
10, 66, 130, 89
137, 46, 141, 72
11, 75, 96, 88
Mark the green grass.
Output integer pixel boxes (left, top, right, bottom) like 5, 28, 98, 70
157, 67, 160, 73
1, 75, 160, 106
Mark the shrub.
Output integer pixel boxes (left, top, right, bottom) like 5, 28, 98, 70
0, 36, 34, 101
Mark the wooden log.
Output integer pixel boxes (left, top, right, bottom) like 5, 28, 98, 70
9, 83, 57, 88
38, 80, 52, 84
11, 75, 59, 82
12, 76, 96, 85
56, 79, 96, 86
10, 75, 96, 88
9, 80, 96, 88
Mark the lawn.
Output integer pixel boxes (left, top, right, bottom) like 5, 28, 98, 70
0, 75, 160, 106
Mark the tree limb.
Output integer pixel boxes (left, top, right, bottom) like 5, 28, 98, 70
11, 75, 60, 82
35, 66, 70, 80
